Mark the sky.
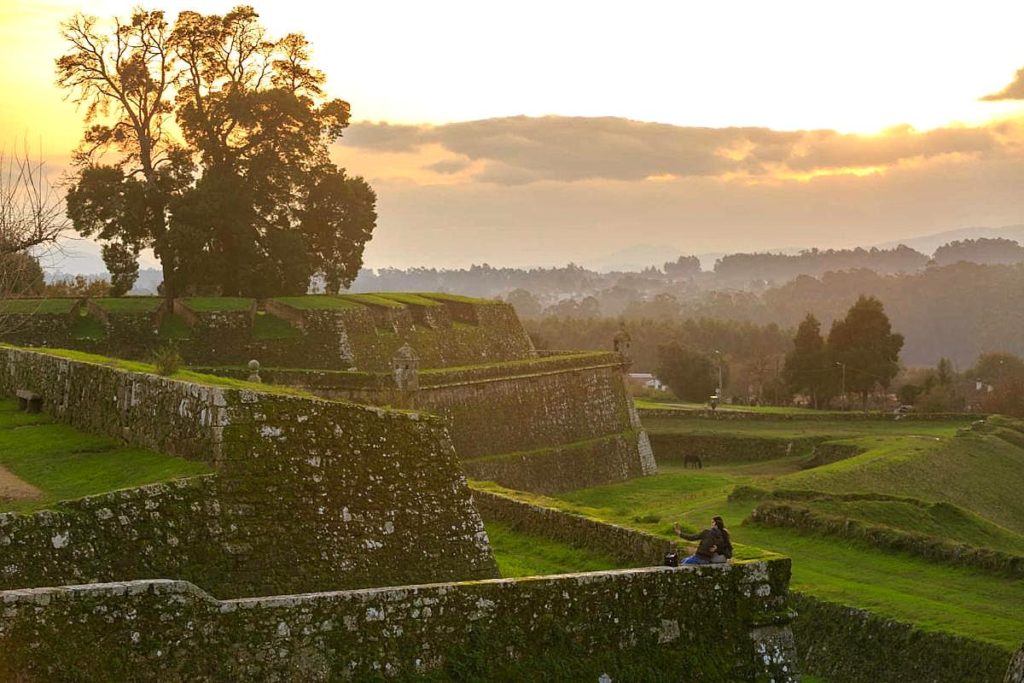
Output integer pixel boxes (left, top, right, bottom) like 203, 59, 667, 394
3, 0, 1024, 271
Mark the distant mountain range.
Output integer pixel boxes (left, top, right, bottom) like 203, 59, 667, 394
872, 224, 1024, 256
39, 224, 1024, 284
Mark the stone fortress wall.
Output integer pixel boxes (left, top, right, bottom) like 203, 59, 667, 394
1, 294, 654, 493
0, 561, 798, 682
0, 351, 798, 681
0, 347, 498, 598
0, 293, 535, 371
238, 351, 658, 494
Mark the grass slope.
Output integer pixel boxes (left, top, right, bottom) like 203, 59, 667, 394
533, 462, 1024, 650
0, 400, 210, 513
782, 431, 1024, 534
181, 297, 253, 312
7, 346, 313, 397
272, 295, 362, 311
484, 520, 631, 577
92, 298, 163, 313
0, 299, 76, 314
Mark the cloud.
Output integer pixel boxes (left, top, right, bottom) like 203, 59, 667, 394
424, 158, 470, 174
981, 68, 1024, 101
330, 114, 1024, 270
343, 122, 431, 152
344, 116, 1016, 185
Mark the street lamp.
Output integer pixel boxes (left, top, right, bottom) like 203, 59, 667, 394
714, 349, 723, 396
835, 361, 846, 408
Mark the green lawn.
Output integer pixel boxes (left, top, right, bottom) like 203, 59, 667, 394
636, 398, 848, 416
372, 292, 444, 307
0, 299, 77, 314
7, 346, 313, 398
181, 297, 254, 312
643, 416, 970, 439
340, 293, 406, 308
0, 400, 210, 513
272, 295, 363, 311
483, 520, 631, 577
503, 464, 1024, 650
92, 297, 163, 313
419, 292, 498, 305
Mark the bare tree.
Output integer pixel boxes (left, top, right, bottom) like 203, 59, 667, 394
0, 145, 67, 256
0, 144, 68, 335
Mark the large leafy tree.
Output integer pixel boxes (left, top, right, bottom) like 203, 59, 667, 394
826, 295, 904, 404
57, 6, 376, 297
655, 342, 725, 402
783, 314, 832, 408
58, 9, 185, 294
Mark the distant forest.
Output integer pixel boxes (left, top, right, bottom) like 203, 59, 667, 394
347, 238, 1024, 368
33, 237, 1024, 369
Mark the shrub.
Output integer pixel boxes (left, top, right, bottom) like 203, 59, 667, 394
151, 345, 182, 376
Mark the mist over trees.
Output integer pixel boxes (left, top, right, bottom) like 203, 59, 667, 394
932, 238, 1024, 266
58, 6, 376, 297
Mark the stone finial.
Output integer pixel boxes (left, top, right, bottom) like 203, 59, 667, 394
247, 359, 262, 383
392, 343, 420, 392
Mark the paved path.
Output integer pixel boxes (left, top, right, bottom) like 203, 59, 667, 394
0, 465, 40, 503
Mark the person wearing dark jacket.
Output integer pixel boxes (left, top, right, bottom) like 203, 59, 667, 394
673, 516, 732, 565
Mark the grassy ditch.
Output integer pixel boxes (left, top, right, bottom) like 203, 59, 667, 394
0, 399, 210, 513
484, 520, 631, 577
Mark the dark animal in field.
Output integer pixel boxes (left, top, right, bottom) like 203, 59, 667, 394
683, 454, 703, 469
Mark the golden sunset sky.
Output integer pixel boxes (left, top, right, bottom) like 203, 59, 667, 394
3, 0, 1024, 270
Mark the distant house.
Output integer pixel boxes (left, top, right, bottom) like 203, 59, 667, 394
627, 372, 665, 391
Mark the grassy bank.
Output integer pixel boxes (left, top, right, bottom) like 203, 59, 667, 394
0, 400, 210, 513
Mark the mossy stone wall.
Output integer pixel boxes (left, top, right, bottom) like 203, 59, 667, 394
791, 593, 1011, 683
0, 347, 498, 597
464, 431, 652, 494
0, 295, 536, 371
473, 488, 673, 565
228, 353, 657, 493
412, 354, 633, 458
0, 561, 798, 682
1007, 643, 1024, 683
649, 432, 826, 465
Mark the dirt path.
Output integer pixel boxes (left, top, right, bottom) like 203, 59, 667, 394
0, 465, 41, 503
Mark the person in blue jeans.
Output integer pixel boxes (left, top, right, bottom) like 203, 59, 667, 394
673, 516, 730, 565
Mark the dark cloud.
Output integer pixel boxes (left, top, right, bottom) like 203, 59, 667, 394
981, 68, 1024, 101
345, 115, 1015, 185
343, 122, 431, 152
424, 159, 471, 174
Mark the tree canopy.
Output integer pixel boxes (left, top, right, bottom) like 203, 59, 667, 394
57, 6, 376, 297
827, 296, 904, 402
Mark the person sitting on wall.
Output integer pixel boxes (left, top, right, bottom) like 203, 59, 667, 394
673, 516, 730, 565
709, 516, 732, 563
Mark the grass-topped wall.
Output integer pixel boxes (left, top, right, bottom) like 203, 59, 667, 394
0, 294, 536, 371
0, 346, 498, 597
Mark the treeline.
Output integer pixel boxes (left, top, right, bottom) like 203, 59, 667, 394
350, 238, 1024, 303
525, 316, 792, 403
712, 245, 928, 287
518, 263, 1024, 367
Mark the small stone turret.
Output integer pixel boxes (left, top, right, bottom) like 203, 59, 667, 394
613, 323, 632, 372
392, 343, 420, 392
